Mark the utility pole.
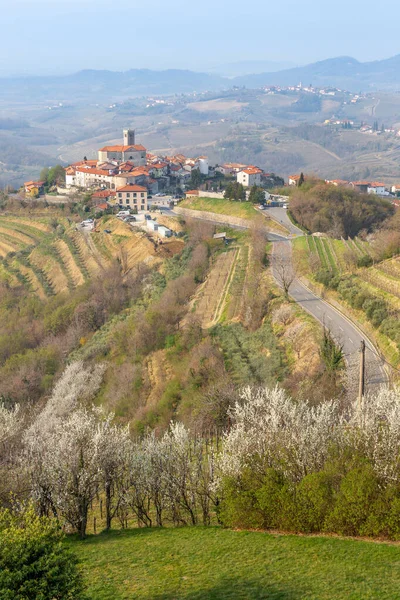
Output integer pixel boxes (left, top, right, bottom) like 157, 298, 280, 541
359, 340, 366, 411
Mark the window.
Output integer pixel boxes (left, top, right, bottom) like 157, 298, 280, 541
118, 193, 122, 198
126, 199, 129, 205
133, 192, 137, 197
134, 199, 137, 204
126, 193, 130, 197
141, 192, 145, 197
141, 205, 144, 210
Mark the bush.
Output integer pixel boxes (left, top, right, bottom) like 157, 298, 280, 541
256, 469, 294, 530
357, 255, 373, 268
219, 469, 265, 530
0, 505, 85, 600
324, 463, 380, 536
294, 472, 334, 533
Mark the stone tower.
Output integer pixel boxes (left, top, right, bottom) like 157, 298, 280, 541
123, 129, 135, 146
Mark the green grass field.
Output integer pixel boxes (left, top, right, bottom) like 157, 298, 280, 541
180, 197, 259, 220
67, 527, 400, 599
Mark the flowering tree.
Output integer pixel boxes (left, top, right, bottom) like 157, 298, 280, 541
218, 386, 343, 482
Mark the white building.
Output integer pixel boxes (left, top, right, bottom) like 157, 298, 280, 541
147, 220, 159, 231
367, 183, 388, 196
237, 167, 262, 187
196, 156, 209, 175
158, 226, 172, 238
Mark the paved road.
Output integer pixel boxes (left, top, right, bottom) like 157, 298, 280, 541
262, 206, 303, 236
171, 204, 388, 391
272, 240, 387, 391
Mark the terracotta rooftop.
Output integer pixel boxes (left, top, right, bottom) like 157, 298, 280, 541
116, 185, 147, 192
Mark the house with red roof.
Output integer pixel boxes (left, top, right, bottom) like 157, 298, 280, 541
91, 189, 116, 206
24, 180, 45, 195
236, 166, 263, 187
115, 185, 148, 211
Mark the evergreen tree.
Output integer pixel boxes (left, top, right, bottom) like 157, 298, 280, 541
298, 172, 305, 187
189, 168, 201, 189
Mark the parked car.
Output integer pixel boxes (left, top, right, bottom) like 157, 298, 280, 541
104, 229, 112, 234
123, 215, 136, 222
117, 210, 130, 217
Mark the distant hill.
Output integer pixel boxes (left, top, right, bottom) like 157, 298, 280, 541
207, 60, 298, 77
2, 55, 400, 104
0, 69, 227, 103
236, 55, 400, 91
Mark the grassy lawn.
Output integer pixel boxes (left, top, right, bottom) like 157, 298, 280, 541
67, 526, 400, 599
180, 197, 258, 220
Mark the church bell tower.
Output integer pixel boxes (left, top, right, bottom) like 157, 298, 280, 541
123, 129, 135, 146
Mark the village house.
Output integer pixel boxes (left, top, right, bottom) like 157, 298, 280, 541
391, 184, 400, 196
24, 180, 45, 196
288, 175, 302, 186
237, 166, 263, 187
325, 179, 349, 187
350, 181, 371, 193
216, 163, 247, 176
367, 182, 389, 196
91, 189, 116, 205
115, 185, 148, 211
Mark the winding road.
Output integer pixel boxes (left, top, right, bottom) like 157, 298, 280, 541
166, 204, 388, 392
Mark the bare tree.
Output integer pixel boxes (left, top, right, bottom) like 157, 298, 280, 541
272, 243, 298, 299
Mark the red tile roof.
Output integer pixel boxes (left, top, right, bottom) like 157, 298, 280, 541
116, 185, 147, 192
92, 190, 116, 198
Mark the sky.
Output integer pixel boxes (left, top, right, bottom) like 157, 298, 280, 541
0, 0, 399, 76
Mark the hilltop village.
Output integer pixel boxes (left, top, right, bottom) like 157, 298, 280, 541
22, 128, 400, 219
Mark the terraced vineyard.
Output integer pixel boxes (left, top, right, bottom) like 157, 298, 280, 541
191, 248, 239, 328
0, 215, 173, 297
300, 234, 372, 274
226, 245, 250, 321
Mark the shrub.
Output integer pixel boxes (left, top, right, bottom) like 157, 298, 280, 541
295, 472, 334, 533
219, 469, 265, 529
324, 463, 380, 536
256, 469, 294, 530
357, 255, 373, 268
0, 505, 85, 600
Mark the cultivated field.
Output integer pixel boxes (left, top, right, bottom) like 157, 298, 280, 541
191, 248, 238, 328
294, 234, 372, 275
0, 215, 183, 297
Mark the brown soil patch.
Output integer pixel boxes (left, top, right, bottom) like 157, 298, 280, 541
143, 350, 173, 408
156, 239, 184, 259
154, 215, 184, 232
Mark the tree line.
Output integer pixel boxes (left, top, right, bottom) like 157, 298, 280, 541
4, 382, 400, 541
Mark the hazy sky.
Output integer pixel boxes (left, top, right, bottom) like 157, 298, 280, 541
0, 0, 399, 76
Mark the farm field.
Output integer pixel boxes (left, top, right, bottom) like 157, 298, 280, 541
191, 248, 238, 328
67, 526, 400, 600
0, 215, 182, 297
294, 234, 372, 276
